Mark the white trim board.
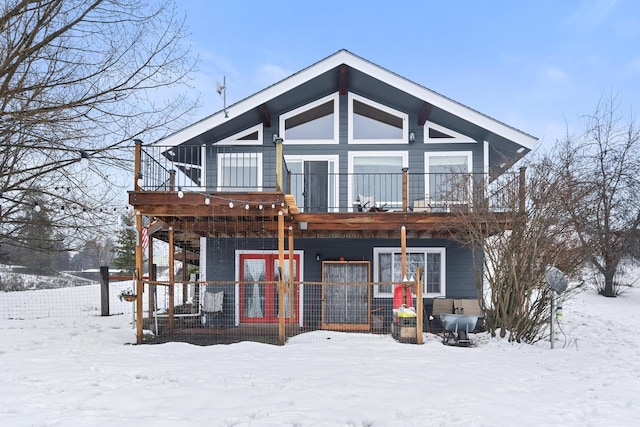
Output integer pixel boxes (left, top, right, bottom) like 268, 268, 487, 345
155, 50, 538, 150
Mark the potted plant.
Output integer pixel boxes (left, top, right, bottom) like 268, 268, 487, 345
119, 289, 137, 302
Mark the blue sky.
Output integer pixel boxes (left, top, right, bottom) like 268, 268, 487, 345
178, 0, 640, 151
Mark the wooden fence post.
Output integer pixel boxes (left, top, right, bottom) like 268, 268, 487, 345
415, 267, 423, 345
278, 211, 285, 345
100, 266, 109, 316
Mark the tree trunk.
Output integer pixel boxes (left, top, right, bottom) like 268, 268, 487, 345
601, 266, 616, 297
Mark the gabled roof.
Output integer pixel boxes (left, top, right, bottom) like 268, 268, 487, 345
157, 49, 537, 150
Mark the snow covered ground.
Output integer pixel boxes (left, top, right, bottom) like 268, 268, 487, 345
1, 280, 639, 426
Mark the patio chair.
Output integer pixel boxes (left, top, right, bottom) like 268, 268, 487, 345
454, 298, 484, 331
429, 298, 454, 332
357, 193, 375, 212
453, 299, 482, 316
201, 290, 224, 326
357, 193, 387, 212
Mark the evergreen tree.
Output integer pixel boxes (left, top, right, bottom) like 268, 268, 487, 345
111, 214, 136, 274
71, 239, 114, 271
13, 203, 63, 274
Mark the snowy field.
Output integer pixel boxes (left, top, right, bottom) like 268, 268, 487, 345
1, 279, 640, 426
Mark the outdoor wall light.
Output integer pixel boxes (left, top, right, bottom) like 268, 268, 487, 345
228, 201, 234, 208
204, 195, 211, 205
316, 253, 321, 262
34, 201, 41, 212
177, 187, 184, 198
409, 132, 416, 143
136, 172, 144, 188
273, 133, 283, 144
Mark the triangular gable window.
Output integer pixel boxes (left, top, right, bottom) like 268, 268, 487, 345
429, 127, 453, 139
279, 93, 339, 144
238, 131, 259, 141
216, 124, 263, 146
349, 93, 408, 144
424, 121, 475, 143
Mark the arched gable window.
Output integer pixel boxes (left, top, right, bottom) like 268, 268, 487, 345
349, 93, 408, 144
279, 93, 339, 144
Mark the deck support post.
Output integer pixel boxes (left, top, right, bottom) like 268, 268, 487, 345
400, 225, 408, 304
288, 226, 295, 330
182, 249, 188, 305
401, 225, 407, 279
402, 167, 409, 212
275, 138, 283, 191
169, 169, 176, 191
278, 211, 285, 345
147, 234, 154, 318
415, 267, 423, 344
134, 141, 144, 344
168, 227, 175, 335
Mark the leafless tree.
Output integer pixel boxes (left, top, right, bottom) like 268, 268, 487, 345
556, 95, 640, 297
0, 0, 197, 255
444, 155, 587, 343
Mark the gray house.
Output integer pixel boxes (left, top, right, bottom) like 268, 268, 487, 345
130, 49, 537, 343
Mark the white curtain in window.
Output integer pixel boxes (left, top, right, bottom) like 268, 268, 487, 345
275, 260, 293, 318
245, 259, 264, 318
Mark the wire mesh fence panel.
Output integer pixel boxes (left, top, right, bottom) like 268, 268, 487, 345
2, 276, 426, 345
139, 280, 419, 345
0, 280, 136, 320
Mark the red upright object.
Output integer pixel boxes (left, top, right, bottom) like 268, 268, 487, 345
393, 284, 413, 308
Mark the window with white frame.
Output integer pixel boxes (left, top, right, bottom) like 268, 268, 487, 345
424, 121, 475, 144
348, 93, 408, 144
424, 152, 472, 206
373, 247, 446, 297
216, 124, 263, 146
279, 93, 339, 144
217, 152, 262, 191
285, 155, 339, 213
349, 151, 407, 211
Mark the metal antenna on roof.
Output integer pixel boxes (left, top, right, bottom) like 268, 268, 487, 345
216, 76, 229, 118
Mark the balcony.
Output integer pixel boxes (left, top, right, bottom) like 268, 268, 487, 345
130, 143, 524, 239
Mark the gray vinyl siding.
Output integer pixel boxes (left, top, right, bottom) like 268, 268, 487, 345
199, 66, 492, 327
203, 236, 478, 327
203, 100, 487, 196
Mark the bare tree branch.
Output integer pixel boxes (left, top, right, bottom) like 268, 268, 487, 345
0, 0, 198, 257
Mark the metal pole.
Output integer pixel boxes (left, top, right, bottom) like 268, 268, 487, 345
550, 294, 555, 349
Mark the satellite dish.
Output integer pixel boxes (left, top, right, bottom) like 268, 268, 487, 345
546, 266, 568, 294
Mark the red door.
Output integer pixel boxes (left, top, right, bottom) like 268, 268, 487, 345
239, 253, 300, 323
